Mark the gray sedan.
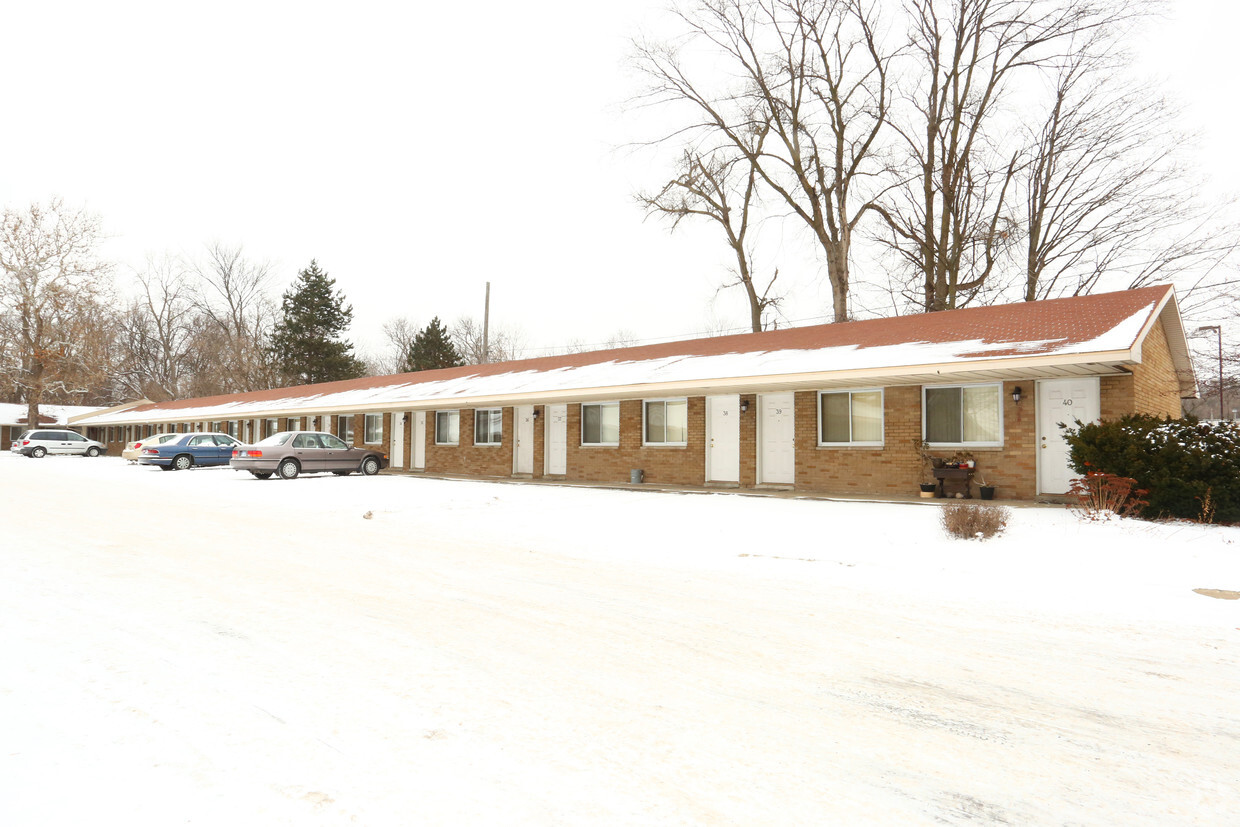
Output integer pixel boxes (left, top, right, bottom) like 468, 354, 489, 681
230, 431, 388, 480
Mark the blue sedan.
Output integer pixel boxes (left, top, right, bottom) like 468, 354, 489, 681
138, 432, 242, 470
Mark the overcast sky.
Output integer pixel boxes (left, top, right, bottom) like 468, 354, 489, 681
2, 1, 1235, 363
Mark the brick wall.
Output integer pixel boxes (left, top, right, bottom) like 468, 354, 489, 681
425, 407, 515, 477
1132, 318, 1183, 418
564, 398, 707, 485
738, 393, 758, 487
790, 382, 1037, 500
1099, 376, 1133, 422
1098, 319, 1182, 422
532, 406, 546, 479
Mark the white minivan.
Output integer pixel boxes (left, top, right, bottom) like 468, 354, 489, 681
10, 429, 107, 458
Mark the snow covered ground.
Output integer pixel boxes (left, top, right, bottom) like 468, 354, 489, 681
1, 454, 1237, 826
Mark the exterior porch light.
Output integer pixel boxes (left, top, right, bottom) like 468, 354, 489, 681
1012, 386, 1022, 404
740, 399, 750, 413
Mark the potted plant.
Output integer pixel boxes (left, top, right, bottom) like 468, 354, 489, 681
976, 474, 996, 500
913, 439, 939, 497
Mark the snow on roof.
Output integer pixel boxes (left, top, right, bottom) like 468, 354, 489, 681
78, 286, 1175, 425
0, 403, 108, 426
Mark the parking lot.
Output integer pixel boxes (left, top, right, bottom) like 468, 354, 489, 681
2, 454, 1237, 825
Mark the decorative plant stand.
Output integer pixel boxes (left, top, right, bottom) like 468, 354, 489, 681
932, 467, 974, 498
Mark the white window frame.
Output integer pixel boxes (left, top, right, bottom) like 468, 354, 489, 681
364, 413, 383, 444
642, 398, 688, 447
922, 382, 1004, 448
435, 410, 460, 446
474, 408, 503, 446
580, 402, 620, 447
817, 388, 885, 447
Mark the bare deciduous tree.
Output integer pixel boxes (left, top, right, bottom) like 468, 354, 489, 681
640, 147, 781, 331
1018, 29, 1235, 307
115, 255, 199, 400
366, 316, 420, 375
0, 199, 112, 426
874, 0, 1131, 312
191, 243, 277, 393
634, 0, 892, 323
452, 316, 526, 365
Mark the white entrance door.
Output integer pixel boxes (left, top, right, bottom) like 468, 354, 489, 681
412, 412, 426, 470
545, 404, 567, 475
514, 405, 535, 475
390, 412, 406, 469
759, 392, 795, 484
706, 395, 740, 483
1037, 377, 1100, 495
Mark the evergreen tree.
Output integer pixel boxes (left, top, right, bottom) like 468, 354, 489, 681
403, 317, 463, 372
269, 260, 367, 384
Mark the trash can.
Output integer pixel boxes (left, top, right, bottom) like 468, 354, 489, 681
630, 469, 644, 484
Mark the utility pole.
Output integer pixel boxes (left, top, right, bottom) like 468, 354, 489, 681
1195, 325, 1224, 420
482, 281, 491, 364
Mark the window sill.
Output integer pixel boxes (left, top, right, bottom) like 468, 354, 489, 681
817, 443, 884, 449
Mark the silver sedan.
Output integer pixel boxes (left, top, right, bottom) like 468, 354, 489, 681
230, 431, 388, 480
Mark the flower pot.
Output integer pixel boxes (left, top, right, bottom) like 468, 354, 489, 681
978, 485, 996, 500
919, 482, 937, 498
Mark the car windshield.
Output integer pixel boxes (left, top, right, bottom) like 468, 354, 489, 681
255, 432, 295, 447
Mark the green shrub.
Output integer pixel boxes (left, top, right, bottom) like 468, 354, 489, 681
1064, 414, 1240, 522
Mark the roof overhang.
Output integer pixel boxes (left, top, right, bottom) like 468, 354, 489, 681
69, 399, 152, 426
72, 351, 1140, 424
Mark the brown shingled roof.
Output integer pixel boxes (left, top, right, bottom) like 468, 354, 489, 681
114, 285, 1173, 416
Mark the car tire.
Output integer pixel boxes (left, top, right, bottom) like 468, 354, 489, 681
173, 454, 193, 471
31, 446, 46, 458
250, 471, 273, 480
86, 446, 102, 457
361, 457, 380, 476
278, 459, 300, 480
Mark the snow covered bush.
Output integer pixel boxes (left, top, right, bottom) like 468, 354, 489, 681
941, 503, 1010, 540
1064, 414, 1240, 523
